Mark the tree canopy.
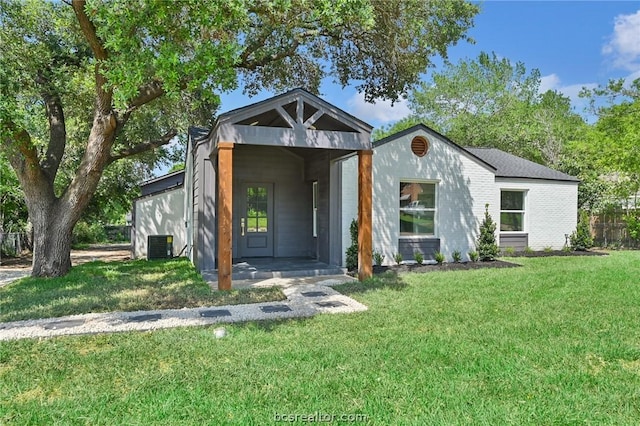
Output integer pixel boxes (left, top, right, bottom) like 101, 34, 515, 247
374, 52, 586, 167
0, 0, 479, 276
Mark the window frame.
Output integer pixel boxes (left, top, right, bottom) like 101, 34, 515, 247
499, 189, 527, 233
399, 180, 438, 238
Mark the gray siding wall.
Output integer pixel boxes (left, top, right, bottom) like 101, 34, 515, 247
304, 152, 331, 263
398, 238, 441, 261
233, 145, 312, 258
194, 141, 216, 271
499, 233, 529, 251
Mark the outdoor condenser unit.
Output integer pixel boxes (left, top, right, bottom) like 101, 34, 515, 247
147, 235, 174, 260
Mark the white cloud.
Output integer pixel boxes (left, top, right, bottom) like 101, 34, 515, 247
346, 92, 411, 125
539, 74, 562, 93
603, 9, 640, 71
539, 73, 597, 105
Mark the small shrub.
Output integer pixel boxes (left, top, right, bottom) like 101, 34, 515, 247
503, 246, 515, 256
434, 251, 445, 264
468, 251, 479, 262
345, 219, 358, 271
452, 250, 462, 263
543, 246, 553, 253
393, 252, 403, 265
524, 246, 534, 254
562, 245, 571, 252
413, 251, 424, 265
477, 204, 499, 261
373, 249, 385, 266
570, 210, 593, 251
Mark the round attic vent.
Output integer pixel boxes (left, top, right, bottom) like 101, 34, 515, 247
411, 136, 429, 157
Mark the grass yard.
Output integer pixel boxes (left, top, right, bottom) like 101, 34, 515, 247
0, 258, 285, 323
1, 252, 640, 424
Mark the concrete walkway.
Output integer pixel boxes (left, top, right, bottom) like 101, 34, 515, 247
0, 275, 366, 341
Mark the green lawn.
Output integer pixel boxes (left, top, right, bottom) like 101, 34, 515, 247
2, 252, 640, 424
0, 258, 285, 323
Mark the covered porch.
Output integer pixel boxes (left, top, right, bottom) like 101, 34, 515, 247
209, 89, 373, 290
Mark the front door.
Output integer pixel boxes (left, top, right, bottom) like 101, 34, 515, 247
239, 183, 274, 257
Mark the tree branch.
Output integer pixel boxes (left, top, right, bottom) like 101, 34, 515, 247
108, 129, 177, 164
239, 39, 301, 71
117, 80, 166, 129
37, 74, 67, 181
71, 0, 107, 61
72, 0, 113, 114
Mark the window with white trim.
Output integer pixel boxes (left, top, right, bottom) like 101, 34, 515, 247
399, 181, 436, 236
312, 181, 318, 237
500, 190, 526, 232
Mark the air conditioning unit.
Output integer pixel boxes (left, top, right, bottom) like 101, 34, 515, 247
147, 235, 174, 260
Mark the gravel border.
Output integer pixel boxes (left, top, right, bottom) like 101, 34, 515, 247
0, 276, 367, 341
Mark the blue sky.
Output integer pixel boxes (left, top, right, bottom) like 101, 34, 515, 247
219, 1, 640, 130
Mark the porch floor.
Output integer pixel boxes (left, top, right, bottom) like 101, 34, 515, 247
203, 257, 347, 281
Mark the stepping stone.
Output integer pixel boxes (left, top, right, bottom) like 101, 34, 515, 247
260, 305, 292, 313
200, 309, 232, 318
301, 291, 328, 298
43, 319, 86, 330
127, 313, 162, 323
315, 301, 346, 308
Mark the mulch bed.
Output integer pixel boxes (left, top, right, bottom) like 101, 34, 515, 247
370, 259, 519, 275
357, 249, 608, 276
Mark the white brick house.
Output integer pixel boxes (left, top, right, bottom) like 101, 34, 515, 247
133, 91, 579, 270
341, 124, 579, 264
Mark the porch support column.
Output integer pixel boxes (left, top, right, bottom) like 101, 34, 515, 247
217, 142, 234, 291
358, 149, 373, 281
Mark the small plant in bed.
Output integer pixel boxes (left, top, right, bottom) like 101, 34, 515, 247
413, 251, 424, 265
503, 246, 516, 256
452, 250, 462, 263
434, 251, 445, 264
373, 249, 385, 266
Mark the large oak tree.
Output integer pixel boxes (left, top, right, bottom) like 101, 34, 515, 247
0, 0, 479, 277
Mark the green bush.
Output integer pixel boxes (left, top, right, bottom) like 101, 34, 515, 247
372, 249, 385, 266
477, 204, 499, 261
393, 253, 403, 265
73, 221, 107, 244
570, 210, 593, 251
345, 219, 359, 271
413, 251, 424, 265
503, 246, 515, 256
524, 246, 534, 254
434, 251, 445, 264
452, 250, 462, 263
468, 251, 479, 262
624, 215, 640, 245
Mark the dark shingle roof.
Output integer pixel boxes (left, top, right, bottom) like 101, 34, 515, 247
465, 148, 579, 182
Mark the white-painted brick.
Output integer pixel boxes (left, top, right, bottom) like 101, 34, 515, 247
496, 178, 578, 250
340, 128, 578, 265
134, 188, 186, 259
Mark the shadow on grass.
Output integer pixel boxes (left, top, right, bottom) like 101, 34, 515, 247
334, 271, 408, 296
0, 258, 285, 322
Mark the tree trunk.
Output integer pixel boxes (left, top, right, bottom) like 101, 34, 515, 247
18, 113, 117, 278
30, 201, 74, 277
